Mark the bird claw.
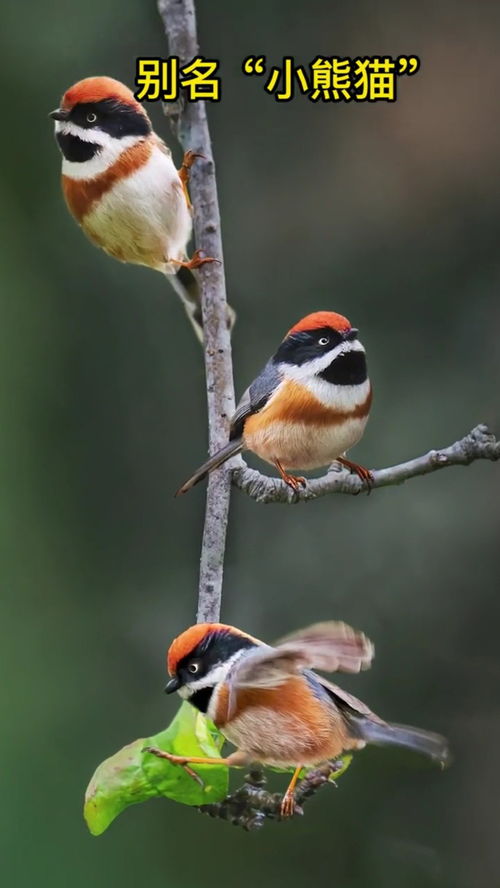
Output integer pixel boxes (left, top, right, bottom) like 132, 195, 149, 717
337, 458, 373, 494
180, 149, 205, 174
171, 249, 220, 271
178, 150, 206, 208
274, 460, 307, 493
280, 791, 298, 818
284, 474, 306, 493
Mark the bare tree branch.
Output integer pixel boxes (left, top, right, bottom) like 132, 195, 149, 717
156, 0, 343, 830
156, 1, 499, 832
231, 424, 499, 504
158, 0, 235, 622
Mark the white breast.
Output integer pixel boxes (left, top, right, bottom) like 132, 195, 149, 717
84, 145, 192, 272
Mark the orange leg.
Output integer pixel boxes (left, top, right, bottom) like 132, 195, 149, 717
177, 149, 204, 209
144, 746, 248, 785
275, 459, 306, 492
337, 456, 373, 492
281, 765, 303, 818
170, 248, 220, 271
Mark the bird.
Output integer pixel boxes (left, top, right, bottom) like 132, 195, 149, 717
146, 621, 450, 817
50, 75, 233, 340
177, 310, 373, 494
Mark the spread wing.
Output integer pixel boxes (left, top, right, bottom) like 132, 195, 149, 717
224, 621, 374, 720
274, 621, 374, 674
228, 622, 374, 691
230, 360, 282, 440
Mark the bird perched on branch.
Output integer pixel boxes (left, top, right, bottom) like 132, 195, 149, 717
146, 621, 450, 817
177, 310, 373, 494
50, 76, 233, 340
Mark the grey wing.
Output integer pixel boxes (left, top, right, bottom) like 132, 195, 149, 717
230, 360, 282, 439
313, 674, 385, 723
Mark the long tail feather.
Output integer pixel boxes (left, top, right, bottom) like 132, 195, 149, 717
168, 267, 204, 342
351, 717, 450, 766
168, 267, 236, 343
176, 439, 244, 496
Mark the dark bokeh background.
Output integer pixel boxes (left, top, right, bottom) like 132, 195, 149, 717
2, 2, 500, 886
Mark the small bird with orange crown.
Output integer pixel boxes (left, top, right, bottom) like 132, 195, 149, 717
177, 310, 373, 494
50, 76, 232, 340
146, 621, 449, 817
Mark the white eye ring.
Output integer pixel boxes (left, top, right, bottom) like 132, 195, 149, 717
86, 112, 97, 124
187, 661, 200, 674
318, 336, 330, 346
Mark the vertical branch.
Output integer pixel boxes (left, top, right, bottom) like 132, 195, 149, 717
158, 0, 235, 622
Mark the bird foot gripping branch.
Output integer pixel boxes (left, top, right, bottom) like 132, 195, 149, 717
198, 760, 351, 830
274, 460, 306, 492
336, 457, 374, 492
170, 248, 220, 270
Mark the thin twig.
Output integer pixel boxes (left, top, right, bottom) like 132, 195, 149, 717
158, 0, 235, 622
231, 424, 499, 504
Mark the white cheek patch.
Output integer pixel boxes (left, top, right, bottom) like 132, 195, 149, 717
55, 119, 111, 146
55, 120, 144, 181
185, 662, 230, 693
180, 659, 234, 699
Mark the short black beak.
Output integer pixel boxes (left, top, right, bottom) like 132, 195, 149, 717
164, 676, 181, 694
49, 108, 69, 121
344, 327, 358, 341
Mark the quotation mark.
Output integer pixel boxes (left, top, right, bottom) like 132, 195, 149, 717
243, 56, 266, 75
397, 56, 420, 74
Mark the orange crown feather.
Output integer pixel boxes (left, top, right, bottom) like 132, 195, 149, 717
61, 76, 143, 112
167, 623, 258, 675
287, 311, 352, 336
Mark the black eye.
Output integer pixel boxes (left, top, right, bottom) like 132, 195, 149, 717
86, 112, 97, 124
187, 660, 200, 675
318, 336, 330, 346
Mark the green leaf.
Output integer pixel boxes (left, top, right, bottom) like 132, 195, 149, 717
84, 702, 229, 836
325, 753, 352, 780
84, 702, 354, 836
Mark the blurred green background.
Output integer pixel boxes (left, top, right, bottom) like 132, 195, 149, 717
2, 1, 500, 886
